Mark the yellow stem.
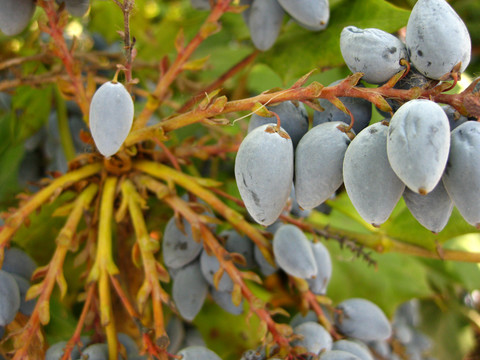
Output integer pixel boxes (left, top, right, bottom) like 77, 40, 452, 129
57, 183, 99, 248
85, 177, 120, 360
99, 269, 118, 360
0, 163, 102, 252
88, 177, 120, 282
390, 239, 480, 263
287, 214, 480, 264
133, 161, 274, 264
311, 220, 480, 263
122, 179, 167, 340
13, 184, 98, 360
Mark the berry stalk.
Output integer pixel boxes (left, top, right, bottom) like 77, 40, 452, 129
13, 184, 98, 360
0, 163, 103, 256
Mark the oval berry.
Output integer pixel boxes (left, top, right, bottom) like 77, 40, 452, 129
343, 122, 405, 226
387, 99, 450, 195
340, 26, 408, 84
235, 124, 294, 226
442, 121, 480, 227
405, 0, 471, 80
295, 121, 353, 210
273, 224, 317, 279
0, 0, 35, 36
89, 81, 134, 157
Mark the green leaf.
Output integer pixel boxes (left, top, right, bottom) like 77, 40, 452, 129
0, 113, 16, 156
11, 85, 53, 143
44, 298, 78, 344
318, 191, 479, 251
385, 0, 415, 9
247, 64, 283, 94
0, 142, 24, 206
261, 0, 410, 82
15, 191, 75, 265
316, 192, 381, 234
194, 294, 262, 360
327, 241, 432, 317
419, 299, 475, 360
418, 234, 480, 293
384, 199, 479, 249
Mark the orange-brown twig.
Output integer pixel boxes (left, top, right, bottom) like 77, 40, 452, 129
134, 0, 233, 129
60, 284, 96, 360
37, 0, 89, 116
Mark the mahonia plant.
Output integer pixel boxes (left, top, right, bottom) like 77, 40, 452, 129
1, 0, 480, 359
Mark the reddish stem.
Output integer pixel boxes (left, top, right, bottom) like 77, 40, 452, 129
127, 73, 479, 146
209, 187, 245, 207
134, 0, 233, 129
155, 140, 182, 172
303, 291, 341, 339
39, 0, 89, 116
109, 275, 141, 319
199, 225, 291, 349
60, 284, 96, 360
178, 50, 259, 113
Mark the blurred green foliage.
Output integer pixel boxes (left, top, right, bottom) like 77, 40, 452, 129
1, 0, 480, 359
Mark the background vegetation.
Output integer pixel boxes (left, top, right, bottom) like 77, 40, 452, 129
1, 0, 480, 359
